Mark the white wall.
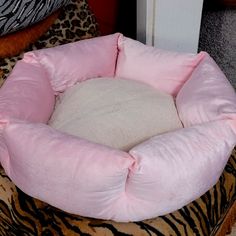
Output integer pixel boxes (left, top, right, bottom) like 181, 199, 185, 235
136, 0, 147, 44
137, 0, 204, 53
137, 0, 154, 45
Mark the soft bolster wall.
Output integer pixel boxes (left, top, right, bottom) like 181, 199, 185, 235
0, 59, 55, 123
0, 34, 235, 222
176, 54, 236, 128
116, 36, 205, 96
25, 33, 120, 93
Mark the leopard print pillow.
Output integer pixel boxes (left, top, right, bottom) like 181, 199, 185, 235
0, 0, 99, 85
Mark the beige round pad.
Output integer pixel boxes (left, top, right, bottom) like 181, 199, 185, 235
49, 77, 183, 151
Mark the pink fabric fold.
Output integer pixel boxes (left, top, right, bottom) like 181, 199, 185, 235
176, 53, 236, 130
25, 33, 121, 93
116, 36, 205, 96
0, 60, 55, 124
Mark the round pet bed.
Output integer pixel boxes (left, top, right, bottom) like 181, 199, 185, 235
0, 33, 235, 222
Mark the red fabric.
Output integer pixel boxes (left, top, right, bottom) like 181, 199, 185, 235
88, 0, 119, 35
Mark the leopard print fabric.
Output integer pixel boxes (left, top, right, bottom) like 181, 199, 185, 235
0, 0, 98, 84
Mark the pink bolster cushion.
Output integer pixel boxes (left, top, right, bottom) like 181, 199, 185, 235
25, 33, 121, 93
0, 60, 54, 124
176, 53, 236, 129
1, 119, 235, 222
2, 121, 134, 220
116, 36, 205, 96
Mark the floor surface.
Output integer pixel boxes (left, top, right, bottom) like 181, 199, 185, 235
199, 5, 236, 89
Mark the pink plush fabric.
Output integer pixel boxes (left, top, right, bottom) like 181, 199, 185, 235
0, 33, 235, 222
0, 60, 55, 124
176, 53, 236, 129
128, 120, 236, 220
25, 33, 121, 93
2, 121, 134, 220
116, 36, 205, 96
1, 118, 235, 222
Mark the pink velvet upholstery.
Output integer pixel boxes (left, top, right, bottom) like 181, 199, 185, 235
176, 53, 236, 129
0, 34, 235, 222
0, 60, 54, 123
116, 36, 205, 96
25, 33, 121, 93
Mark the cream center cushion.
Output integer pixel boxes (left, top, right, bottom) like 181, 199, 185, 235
49, 77, 183, 151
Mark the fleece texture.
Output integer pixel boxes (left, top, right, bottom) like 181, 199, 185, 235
49, 78, 183, 151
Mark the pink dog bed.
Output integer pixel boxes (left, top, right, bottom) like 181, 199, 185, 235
0, 33, 236, 222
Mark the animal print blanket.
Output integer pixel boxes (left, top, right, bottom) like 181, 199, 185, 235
0, 0, 70, 36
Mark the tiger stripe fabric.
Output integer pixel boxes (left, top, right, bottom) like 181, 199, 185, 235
0, 0, 70, 36
0, 1, 235, 235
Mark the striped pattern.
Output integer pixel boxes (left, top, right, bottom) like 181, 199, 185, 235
0, 0, 70, 36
